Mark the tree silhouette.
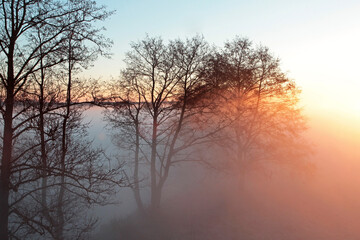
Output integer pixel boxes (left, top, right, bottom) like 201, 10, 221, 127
202, 37, 310, 176
106, 36, 309, 220
0, 1, 122, 239
106, 36, 228, 214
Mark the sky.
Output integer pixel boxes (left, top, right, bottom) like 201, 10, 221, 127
85, 0, 360, 131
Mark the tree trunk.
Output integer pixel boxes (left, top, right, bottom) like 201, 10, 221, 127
0, 96, 14, 240
154, 87, 188, 211
0, 46, 15, 240
152, 184, 162, 211
150, 114, 158, 212
55, 40, 72, 239
38, 54, 50, 219
133, 120, 145, 214
55, 114, 66, 239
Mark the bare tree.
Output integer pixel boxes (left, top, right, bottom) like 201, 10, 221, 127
0, 1, 68, 237
106, 36, 309, 219
203, 37, 309, 177
104, 78, 147, 215
0, 1, 119, 239
106, 36, 224, 214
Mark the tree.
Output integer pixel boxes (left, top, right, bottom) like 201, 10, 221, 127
0, 1, 66, 237
107, 35, 309, 218
104, 78, 147, 215
0, 1, 119, 239
106, 35, 223, 214
108, 36, 180, 213
202, 37, 309, 176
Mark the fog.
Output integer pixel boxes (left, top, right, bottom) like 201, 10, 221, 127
82, 107, 360, 240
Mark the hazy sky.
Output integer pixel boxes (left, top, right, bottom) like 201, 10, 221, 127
86, 0, 360, 124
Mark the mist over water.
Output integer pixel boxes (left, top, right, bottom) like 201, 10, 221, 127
84, 106, 360, 240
